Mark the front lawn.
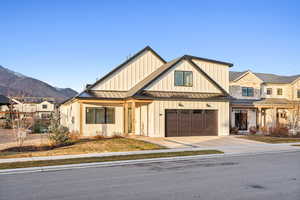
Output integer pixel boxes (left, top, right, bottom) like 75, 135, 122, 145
0, 150, 223, 170
0, 137, 165, 159
239, 135, 300, 144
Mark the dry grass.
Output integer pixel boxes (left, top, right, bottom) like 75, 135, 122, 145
0, 137, 164, 159
239, 135, 300, 144
0, 150, 223, 170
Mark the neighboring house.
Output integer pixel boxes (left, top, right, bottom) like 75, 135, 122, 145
230, 70, 300, 132
0, 95, 11, 120
0, 95, 10, 112
11, 98, 55, 119
60, 46, 233, 137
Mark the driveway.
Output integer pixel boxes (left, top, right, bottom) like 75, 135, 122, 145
135, 135, 300, 154
135, 136, 263, 148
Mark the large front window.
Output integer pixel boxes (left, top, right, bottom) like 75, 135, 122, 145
242, 87, 254, 97
174, 71, 193, 87
86, 107, 115, 124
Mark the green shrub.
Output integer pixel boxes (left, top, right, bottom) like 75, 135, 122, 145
48, 125, 71, 147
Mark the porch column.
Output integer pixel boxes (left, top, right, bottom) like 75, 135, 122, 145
131, 101, 136, 135
79, 102, 83, 135
257, 107, 262, 130
273, 106, 278, 127
124, 102, 129, 134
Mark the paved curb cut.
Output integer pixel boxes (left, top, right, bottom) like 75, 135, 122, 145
1, 149, 299, 175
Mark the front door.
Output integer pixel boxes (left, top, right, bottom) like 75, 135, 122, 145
235, 110, 248, 131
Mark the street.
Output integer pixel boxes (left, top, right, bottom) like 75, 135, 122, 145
1, 151, 300, 200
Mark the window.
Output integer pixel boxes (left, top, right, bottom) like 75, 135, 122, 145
174, 71, 193, 86
41, 113, 50, 119
297, 90, 300, 98
86, 107, 115, 124
42, 104, 47, 109
277, 88, 283, 96
266, 88, 272, 95
242, 87, 254, 97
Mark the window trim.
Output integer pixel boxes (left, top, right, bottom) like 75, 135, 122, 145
242, 87, 254, 97
174, 70, 193, 87
85, 107, 115, 124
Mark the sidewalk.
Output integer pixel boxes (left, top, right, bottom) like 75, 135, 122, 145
0, 141, 299, 164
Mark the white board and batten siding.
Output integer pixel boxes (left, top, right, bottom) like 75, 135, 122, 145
136, 101, 230, 137
81, 104, 124, 137
144, 59, 222, 93
92, 50, 165, 91
192, 58, 230, 92
60, 102, 80, 133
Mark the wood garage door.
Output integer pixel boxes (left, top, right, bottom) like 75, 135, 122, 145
165, 109, 218, 137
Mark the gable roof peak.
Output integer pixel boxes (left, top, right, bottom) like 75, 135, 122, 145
183, 54, 233, 67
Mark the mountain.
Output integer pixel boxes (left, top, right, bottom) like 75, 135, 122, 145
0, 65, 78, 101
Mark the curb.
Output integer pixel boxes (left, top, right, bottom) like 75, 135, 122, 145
1, 149, 299, 175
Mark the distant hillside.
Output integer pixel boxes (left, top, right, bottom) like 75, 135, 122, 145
0, 65, 78, 101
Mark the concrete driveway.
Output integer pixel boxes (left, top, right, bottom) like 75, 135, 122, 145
135, 135, 263, 149
134, 135, 300, 154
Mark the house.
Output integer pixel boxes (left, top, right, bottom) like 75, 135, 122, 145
60, 46, 233, 137
230, 70, 300, 132
10, 98, 55, 119
0, 95, 10, 111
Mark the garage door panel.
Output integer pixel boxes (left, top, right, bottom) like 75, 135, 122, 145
166, 109, 218, 137
165, 110, 178, 137
179, 110, 191, 136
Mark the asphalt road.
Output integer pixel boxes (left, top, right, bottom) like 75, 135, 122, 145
1, 151, 300, 200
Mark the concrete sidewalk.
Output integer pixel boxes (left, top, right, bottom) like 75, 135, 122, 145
0, 141, 299, 164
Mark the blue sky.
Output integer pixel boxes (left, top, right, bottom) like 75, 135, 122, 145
1, 0, 299, 92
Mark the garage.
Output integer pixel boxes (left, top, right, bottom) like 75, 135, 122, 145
165, 109, 218, 137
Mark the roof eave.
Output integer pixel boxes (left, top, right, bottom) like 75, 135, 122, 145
185, 55, 233, 67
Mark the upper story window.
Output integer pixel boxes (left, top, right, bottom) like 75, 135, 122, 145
297, 90, 300, 98
42, 104, 47, 109
86, 107, 115, 124
174, 71, 193, 87
266, 88, 272, 95
242, 87, 254, 97
277, 88, 283, 96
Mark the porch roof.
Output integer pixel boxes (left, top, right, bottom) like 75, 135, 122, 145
78, 90, 127, 99
0, 95, 10, 105
135, 91, 228, 100
230, 98, 260, 107
253, 98, 292, 106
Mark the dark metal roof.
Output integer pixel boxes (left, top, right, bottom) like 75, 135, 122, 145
230, 71, 300, 84
253, 98, 292, 105
78, 90, 127, 99
230, 98, 260, 107
136, 91, 227, 100
0, 95, 10, 105
186, 55, 233, 67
